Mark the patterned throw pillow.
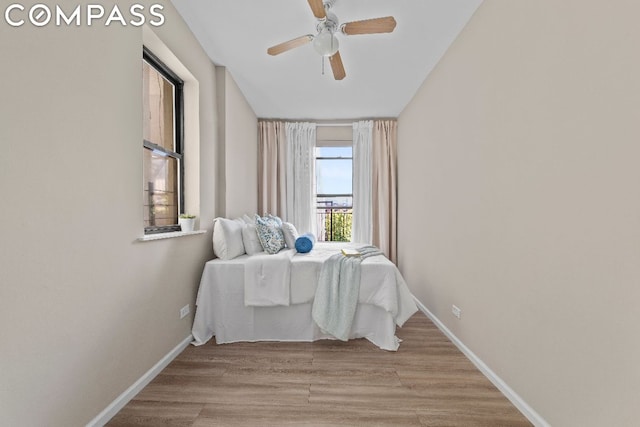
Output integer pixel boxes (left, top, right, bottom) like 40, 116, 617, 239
255, 214, 286, 254
267, 214, 283, 227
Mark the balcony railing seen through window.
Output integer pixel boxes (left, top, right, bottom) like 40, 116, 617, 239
316, 195, 352, 242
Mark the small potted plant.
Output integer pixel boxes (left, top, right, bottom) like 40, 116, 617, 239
178, 214, 196, 232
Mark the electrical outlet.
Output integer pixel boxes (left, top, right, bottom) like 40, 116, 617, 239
180, 304, 190, 319
451, 304, 461, 320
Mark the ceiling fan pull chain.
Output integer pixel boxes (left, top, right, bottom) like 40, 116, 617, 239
321, 56, 325, 75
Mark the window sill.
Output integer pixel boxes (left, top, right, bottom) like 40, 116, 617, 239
138, 230, 206, 242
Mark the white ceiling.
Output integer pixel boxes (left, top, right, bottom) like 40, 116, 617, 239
170, 0, 482, 120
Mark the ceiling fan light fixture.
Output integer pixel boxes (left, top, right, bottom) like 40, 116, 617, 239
267, 0, 397, 80
313, 29, 339, 57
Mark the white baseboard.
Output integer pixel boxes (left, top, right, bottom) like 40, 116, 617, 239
86, 335, 193, 427
412, 298, 550, 427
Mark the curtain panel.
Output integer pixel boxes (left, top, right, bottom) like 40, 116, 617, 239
352, 120, 373, 244
258, 121, 287, 218
372, 120, 398, 264
285, 122, 317, 236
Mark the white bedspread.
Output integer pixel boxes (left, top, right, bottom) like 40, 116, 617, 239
290, 243, 413, 323
191, 242, 418, 351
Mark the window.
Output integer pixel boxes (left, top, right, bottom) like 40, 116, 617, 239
142, 47, 184, 234
315, 145, 352, 242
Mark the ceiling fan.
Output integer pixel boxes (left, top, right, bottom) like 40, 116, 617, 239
267, 0, 397, 80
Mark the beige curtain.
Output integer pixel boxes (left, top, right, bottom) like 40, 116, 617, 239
258, 121, 287, 217
372, 120, 398, 263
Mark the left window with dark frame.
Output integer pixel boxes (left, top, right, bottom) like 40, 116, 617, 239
142, 47, 184, 234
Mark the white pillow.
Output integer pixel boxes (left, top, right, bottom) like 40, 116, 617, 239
241, 214, 255, 225
242, 224, 264, 255
213, 217, 246, 260
281, 222, 299, 249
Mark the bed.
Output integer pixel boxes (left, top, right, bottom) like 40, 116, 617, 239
191, 242, 417, 351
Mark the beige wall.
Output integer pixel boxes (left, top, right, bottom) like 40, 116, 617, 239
0, 2, 239, 425
398, 1, 640, 426
217, 68, 258, 218
317, 124, 353, 143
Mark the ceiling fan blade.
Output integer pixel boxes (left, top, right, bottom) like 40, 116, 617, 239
329, 51, 346, 80
307, 0, 326, 19
341, 16, 397, 35
267, 35, 313, 56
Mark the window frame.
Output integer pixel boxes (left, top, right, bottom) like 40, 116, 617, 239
142, 46, 185, 235
315, 144, 353, 201
315, 143, 353, 242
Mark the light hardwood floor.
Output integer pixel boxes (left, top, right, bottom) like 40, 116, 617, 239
107, 313, 532, 426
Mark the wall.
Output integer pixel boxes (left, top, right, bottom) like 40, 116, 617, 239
0, 2, 223, 425
217, 68, 258, 218
316, 124, 353, 145
397, 1, 640, 426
